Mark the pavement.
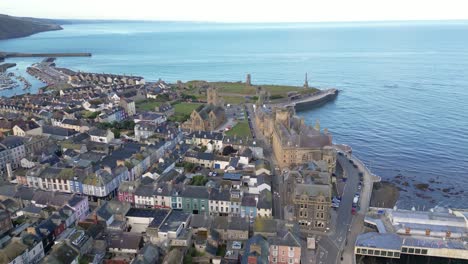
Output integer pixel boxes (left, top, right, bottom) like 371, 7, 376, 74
315, 153, 367, 264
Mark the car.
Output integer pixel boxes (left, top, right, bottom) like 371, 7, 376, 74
342, 178, 347, 182
338, 152, 343, 156
358, 172, 364, 177
208, 172, 213, 177
349, 160, 354, 164
212, 172, 218, 177
351, 208, 357, 215
358, 185, 362, 190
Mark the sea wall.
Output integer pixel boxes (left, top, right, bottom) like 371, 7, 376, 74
294, 89, 339, 112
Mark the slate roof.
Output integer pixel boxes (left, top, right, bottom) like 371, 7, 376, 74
241, 195, 257, 207
209, 188, 231, 201
223, 173, 242, 181
135, 185, 155, 197
190, 214, 212, 229
212, 216, 249, 231
43, 125, 78, 137
89, 128, 108, 137
257, 190, 272, 210
108, 232, 142, 250
241, 235, 270, 264
268, 231, 301, 247
147, 209, 171, 228
181, 186, 209, 199
0, 136, 24, 148
189, 130, 224, 141
62, 119, 81, 126
14, 120, 40, 131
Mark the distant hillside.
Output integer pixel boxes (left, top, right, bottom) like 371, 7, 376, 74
0, 14, 64, 40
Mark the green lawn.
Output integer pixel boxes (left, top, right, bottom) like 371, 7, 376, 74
168, 102, 204, 122
223, 95, 246, 104
225, 121, 252, 138
173, 102, 204, 115
135, 99, 163, 111
187, 81, 317, 96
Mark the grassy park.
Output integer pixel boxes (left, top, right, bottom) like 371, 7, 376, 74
169, 102, 204, 122
225, 120, 252, 138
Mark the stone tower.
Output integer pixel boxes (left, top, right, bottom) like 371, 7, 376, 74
207, 87, 223, 106
304, 73, 309, 88
246, 74, 252, 86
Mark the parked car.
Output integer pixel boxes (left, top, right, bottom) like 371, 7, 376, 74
351, 208, 357, 215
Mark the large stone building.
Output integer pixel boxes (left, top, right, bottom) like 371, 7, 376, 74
284, 162, 332, 231
183, 87, 225, 132
255, 106, 336, 172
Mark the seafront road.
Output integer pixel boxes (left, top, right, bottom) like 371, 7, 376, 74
316, 152, 379, 264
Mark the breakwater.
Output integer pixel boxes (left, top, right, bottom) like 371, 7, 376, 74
268, 88, 339, 112
294, 89, 339, 112
0, 52, 92, 60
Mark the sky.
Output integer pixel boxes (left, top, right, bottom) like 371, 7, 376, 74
2, 0, 468, 23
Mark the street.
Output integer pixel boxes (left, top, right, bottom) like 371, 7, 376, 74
316, 153, 363, 264
244, 104, 283, 220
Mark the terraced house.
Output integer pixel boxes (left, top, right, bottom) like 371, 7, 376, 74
180, 186, 210, 215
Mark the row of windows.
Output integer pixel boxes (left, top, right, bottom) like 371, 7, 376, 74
401, 247, 428, 255
356, 248, 401, 258
271, 257, 296, 263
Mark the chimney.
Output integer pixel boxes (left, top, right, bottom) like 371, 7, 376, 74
93, 213, 98, 224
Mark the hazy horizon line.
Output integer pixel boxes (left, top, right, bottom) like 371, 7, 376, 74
3, 13, 468, 25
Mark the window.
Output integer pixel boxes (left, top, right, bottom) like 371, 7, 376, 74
408, 248, 414, 254
394, 253, 400, 258
401, 247, 408, 253
421, 249, 428, 255
361, 249, 367, 254
368, 250, 374, 255
387, 252, 393, 257
356, 248, 361, 254
415, 249, 421, 254
374, 250, 380, 256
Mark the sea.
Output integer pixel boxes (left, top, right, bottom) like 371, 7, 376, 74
1, 21, 467, 209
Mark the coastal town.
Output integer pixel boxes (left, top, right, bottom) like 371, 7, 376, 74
0, 58, 466, 264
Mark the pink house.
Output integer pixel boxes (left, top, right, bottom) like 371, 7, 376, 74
118, 181, 137, 205
268, 232, 302, 264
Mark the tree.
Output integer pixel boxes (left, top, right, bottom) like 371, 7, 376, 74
222, 146, 237, 156
191, 175, 208, 186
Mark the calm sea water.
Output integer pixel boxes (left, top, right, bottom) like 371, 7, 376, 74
1, 21, 467, 208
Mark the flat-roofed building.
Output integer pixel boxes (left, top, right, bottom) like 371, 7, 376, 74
355, 207, 468, 261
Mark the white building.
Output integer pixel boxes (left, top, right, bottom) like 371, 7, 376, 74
355, 207, 468, 261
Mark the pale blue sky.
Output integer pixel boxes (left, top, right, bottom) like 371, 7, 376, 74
2, 0, 468, 22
